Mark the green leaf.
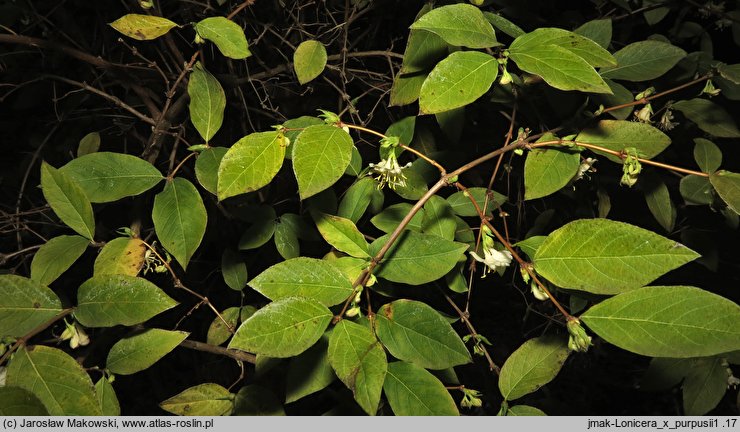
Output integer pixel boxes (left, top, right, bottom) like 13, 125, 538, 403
6, 346, 101, 415
249, 257, 353, 306
0, 275, 62, 338
515, 236, 547, 260
160, 384, 234, 416
574, 18, 612, 49
286, 333, 335, 403
232, 385, 284, 415
60, 152, 163, 203
508, 27, 615, 67
75, 274, 178, 327
346, 146, 363, 176
507, 405, 547, 416
207, 306, 252, 346
682, 357, 727, 415
390, 72, 427, 107
419, 51, 497, 114
312, 212, 370, 258
188, 62, 225, 142
375, 300, 471, 370
598, 79, 635, 120
30, 235, 88, 285
643, 175, 676, 232
194, 17, 250, 59
219, 249, 247, 291
693, 138, 722, 173
0, 387, 48, 415
673, 98, 740, 138
218, 131, 286, 200
392, 165, 429, 200
229, 297, 332, 357
680, 175, 714, 205
421, 195, 456, 240
95, 378, 120, 416
328, 320, 387, 415
581, 286, 740, 357
292, 125, 354, 199
77, 131, 100, 157
641, 357, 691, 391
195, 147, 227, 195
383, 361, 458, 416
371, 203, 425, 233
533, 219, 699, 294
482, 12, 524, 38
709, 170, 740, 214
93, 237, 147, 276
575, 120, 671, 163
106, 328, 189, 375
152, 177, 207, 270
338, 177, 376, 223
293, 40, 327, 84
508, 44, 610, 94
399, 29, 448, 75
718, 63, 740, 84
524, 147, 581, 200
386, 116, 417, 146
446, 187, 507, 216
369, 231, 468, 285
238, 204, 276, 250
110, 14, 178, 40
410, 4, 497, 48
274, 219, 300, 260
40, 162, 95, 240
498, 335, 570, 401
600, 40, 686, 81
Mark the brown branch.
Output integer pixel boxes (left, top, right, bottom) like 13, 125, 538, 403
0, 308, 74, 366
227, 0, 257, 20
601, 74, 712, 115
179, 340, 256, 364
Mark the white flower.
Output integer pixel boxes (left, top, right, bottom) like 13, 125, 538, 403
531, 283, 550, 301
573, 157, 597, 182
469, 247, 513, 277
369, 156, 412, 189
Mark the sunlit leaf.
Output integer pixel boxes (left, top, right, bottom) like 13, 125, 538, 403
375, 300, 471, 370
498, 335, 569, 401
107, 329, 189, 375
195, 17, 250, 59
249, 257, 353, 306
419, 51, 497, 114
30, 235, 88, 285
188, 62, 225, 142
152, 177, 207, 270
218, 132, 285, 200
576, 120, 671, 163
410, 4, 497, 48
95, 378, 120, 416
40, 162, 95, 240
60, 152, 163, 203
0, 275, 62, 338
293, 40, 327, 84
76, 274, 178, 327
581, 286, 740, 357
6, 346, 101, 415
229, 297, 332, 357
110, 14, 178, 40
312, 212, 370, 258
383, 361, 458, 416
292, 125, 354, 199
160, 384, 234, 416
533, 219, 698, 294
328, 320, 387, 415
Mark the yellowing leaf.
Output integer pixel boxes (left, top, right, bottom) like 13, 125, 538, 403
110, 14, 178, 40
188, 62, 225, 142
218, 131, 285, 201
293, 40, 327, 84
195, 17, 250, 59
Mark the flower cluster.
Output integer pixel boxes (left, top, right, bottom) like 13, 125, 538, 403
368, 153, 412, 190
567, 318, 592, 353
470, 226, 512, 277
60, 320, 90, 349
620, 147, 642, 187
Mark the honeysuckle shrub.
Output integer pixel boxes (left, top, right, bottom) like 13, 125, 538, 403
1, 0, 739, 416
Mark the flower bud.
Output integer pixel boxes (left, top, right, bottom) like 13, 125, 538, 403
567, 318, 592, 353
